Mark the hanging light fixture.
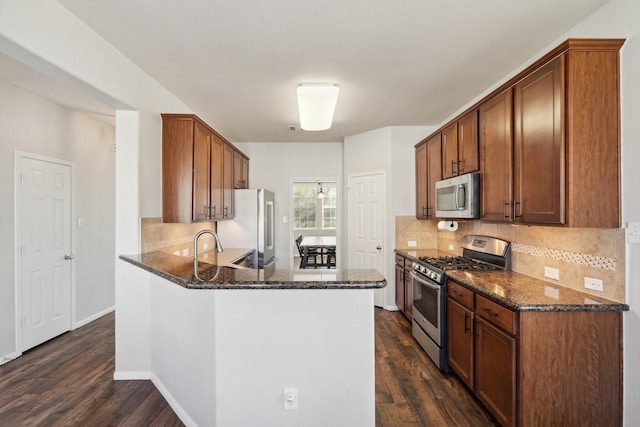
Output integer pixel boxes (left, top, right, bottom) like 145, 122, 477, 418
297, 83, 339, 131
317, 182, 326, 199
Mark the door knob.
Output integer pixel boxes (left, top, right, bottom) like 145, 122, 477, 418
64, 254, 75, 260
376, 246, 382, 250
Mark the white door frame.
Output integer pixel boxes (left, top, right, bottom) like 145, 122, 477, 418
14, 151, 77, 355
289, 177, 341, 269
347, 170, 386, 306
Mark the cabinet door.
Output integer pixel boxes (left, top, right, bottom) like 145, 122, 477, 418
395, 264, 405, 313
475, 317, 516, 427
193, 122, 211, 221
514, 56, 564, 224
447, 298, 474, 389
458, 110, 479, 175
210, 134, 224, 220
441, 123, 458, 179
415, 142, 428, 219
241, 157, 249, 189
426, 134, 442, 217
223, 143, 235, 218
162, 118, 195, 223
233, 150, 243, 189
480, 89, 513, 222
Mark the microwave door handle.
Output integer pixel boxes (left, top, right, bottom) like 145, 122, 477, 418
456, 184, 466, 210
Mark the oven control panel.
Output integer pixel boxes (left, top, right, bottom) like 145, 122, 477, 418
412, 262, 442, 283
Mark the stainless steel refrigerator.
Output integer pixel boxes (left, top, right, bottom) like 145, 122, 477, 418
217, 189, 276, 268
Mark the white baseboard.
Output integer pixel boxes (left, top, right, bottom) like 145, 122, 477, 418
0, 351, 21, 366
151, 373, 198, 427
113, 370, 151, 380
75, 305, 115, 329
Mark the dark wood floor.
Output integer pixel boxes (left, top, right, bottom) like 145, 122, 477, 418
1, 308, 497, 426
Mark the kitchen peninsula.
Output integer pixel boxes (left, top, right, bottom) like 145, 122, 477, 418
116, 252, 385, 427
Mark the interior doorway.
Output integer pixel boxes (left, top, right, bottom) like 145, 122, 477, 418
16, 153, 74, 352
347, 171, 385, 306
290, 179, 339, 270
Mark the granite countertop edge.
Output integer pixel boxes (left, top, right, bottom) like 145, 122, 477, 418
395, 249, 628, 312
119, 254, 386, 290
445, 271, 629, 313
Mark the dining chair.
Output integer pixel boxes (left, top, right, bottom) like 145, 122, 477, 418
295, 235, 321, 269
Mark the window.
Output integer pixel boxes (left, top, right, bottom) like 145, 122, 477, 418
293, 182, 336, 230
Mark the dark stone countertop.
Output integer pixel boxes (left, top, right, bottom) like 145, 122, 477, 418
447, 270, 628, 312
119, 251, 386, 290
395, 249, 628, 312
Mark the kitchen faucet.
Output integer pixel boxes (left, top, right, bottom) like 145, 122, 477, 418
193, 229, 224, 282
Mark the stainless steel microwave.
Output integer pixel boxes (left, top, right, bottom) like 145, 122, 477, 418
435, 172, 480, 219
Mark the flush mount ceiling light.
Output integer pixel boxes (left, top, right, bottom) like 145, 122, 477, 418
296, 83, 339, 131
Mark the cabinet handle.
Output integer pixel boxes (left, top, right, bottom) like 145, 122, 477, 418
482, 307, 499, 318
502, 200, 510, 219
512, 198, 521, 221
224, 206, 229, 217
204, 204, 210, 218
211, 205, 217, 218
451, 160, 457, 176
464, 312, 470, 333
457, 160, 464, 174
422, 206, 428, 218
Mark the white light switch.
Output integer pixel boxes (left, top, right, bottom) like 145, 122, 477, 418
408, 240, 417, 247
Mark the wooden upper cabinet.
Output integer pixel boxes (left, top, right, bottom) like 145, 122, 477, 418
193, 122, 212, 222
162, 114, 248, 223
514, 56, 564, 224
222, 142, 235, 219
241, 157, 249, 189
457, 110, 479, 175
415, 134, 442, 219
441, 123, 459, 179
162, 117, 196, 223
415, 142, 428, 219
442, 111, 479, 179
563, 41, 622, 228
233, 150, 250, 189
210, 134, 224, 220
479, 89, 513, 223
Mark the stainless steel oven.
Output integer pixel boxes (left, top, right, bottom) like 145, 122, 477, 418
411, 270, 447, 370
410, 235, 511, 371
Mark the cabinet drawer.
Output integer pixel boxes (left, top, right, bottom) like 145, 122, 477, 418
448, 281, 474, 309
395, 255, 406, 267
476, 295, 516, 335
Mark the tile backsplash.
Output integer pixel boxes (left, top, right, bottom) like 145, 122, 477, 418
141, 218, 218, 262
395, 216, 625, 302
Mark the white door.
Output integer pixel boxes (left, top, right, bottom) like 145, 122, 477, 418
348, 172, 384, 306
20, 156, 73, 351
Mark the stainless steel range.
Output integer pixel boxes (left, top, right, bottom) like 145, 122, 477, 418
411, 235, 511, 371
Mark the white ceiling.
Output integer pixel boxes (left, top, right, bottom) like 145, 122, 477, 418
10, 0, 611, 142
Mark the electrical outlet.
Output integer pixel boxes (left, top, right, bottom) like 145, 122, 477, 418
628, 222, 640, 244
584, 277, 604, 292
544, 266, 560, 281
408, 240, 417, 247
448, 244, 454, 251
283, 387, 298, 410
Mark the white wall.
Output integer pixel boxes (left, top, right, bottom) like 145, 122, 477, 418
0, 0, 192, 362
233, 142, 343, 269
344, 126, 430, 309
0, 81, 116, 358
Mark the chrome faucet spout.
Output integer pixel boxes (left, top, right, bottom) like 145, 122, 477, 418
193, 229, 224, 262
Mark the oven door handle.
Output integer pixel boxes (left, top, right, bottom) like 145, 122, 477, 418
410, 272, 441, 291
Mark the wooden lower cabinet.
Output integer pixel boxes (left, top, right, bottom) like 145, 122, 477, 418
475, 317, 516, 427
447, 279, 622, 426
394, 254, 413, 320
